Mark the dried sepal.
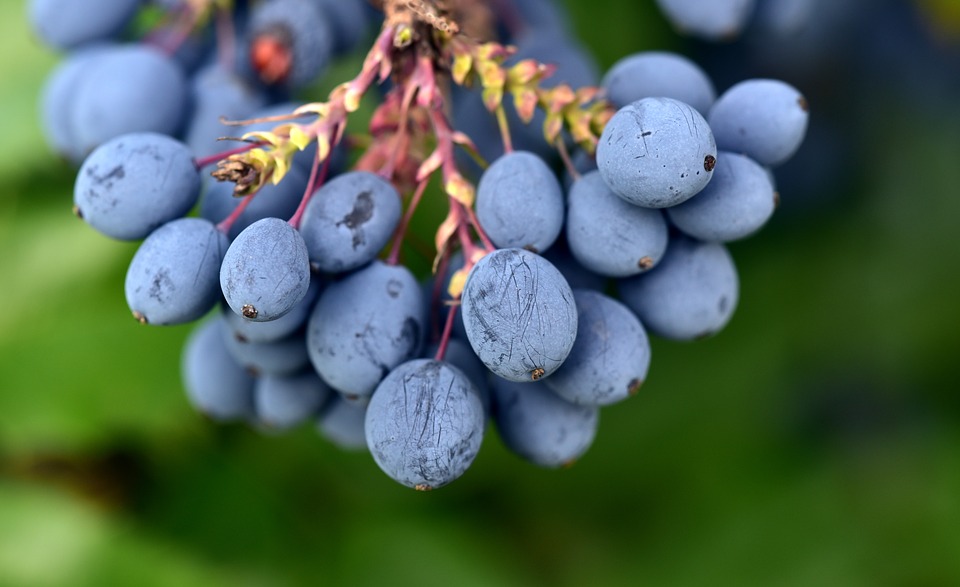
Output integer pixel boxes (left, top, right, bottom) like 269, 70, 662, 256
445, 172, 475, 208
417, 149, 444, 182
446, 267, 470, 299
434, 211, 460, 266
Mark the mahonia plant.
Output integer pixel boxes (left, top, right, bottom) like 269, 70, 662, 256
210, 0, 612, 306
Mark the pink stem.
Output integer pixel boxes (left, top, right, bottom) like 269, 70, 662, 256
433, 302, 459, 363
216, 192, 256, 234
462, 204, 496, 252
555, 137, 579, 182
288, 146, 333, 230
386, 178, 429, 266
194, 142, 264, 169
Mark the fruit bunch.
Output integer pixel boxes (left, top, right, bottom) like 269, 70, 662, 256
34, 0, 808, 490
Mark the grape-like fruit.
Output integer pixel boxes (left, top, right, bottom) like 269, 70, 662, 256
597, 97, 717, 209
74, 132, 201, 240
460, 248, 577, 382
708, 79, 809, 167
475, 151, 565, 253
666, 151, 777, 242
655, 0, 756, 40
247, 0, 333, 88
28, 0, 140, 50
317, 396, 368, 450
365, 359, 485, 490
545, 290, 651, 406
40, 44, 114, 163
182, 318, 255, 421
490, 376, 598, 468
222, 329, 311, 377
306, 261, 425, 399
222, 278, 321, 344
565, 170, 669, 277
125, 218, 229, 325
254, 370, 332, 430
299, 171, 402, 273
69, 45, 188, 157
601, 51, 716, 115
618, 235, 739, 340
220, 217, 311, 322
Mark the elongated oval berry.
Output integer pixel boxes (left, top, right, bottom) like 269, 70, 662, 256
655, 0, 756, 40
306, 261, 425, 399
125, 217, 229, 325
460, 248, 578, 382
29, 0, 140, 50
222, 329, 310, 377
618, 235, 739, 340
545, 290, 651, 406
69, 45, 187, 156
222, 278, 321, 344
254, 370, 332, 430
708, 79, 809, 167
476, 151, 565, 253
220, 217, 311, 322
490, 376, 598, 468
40, 44, 115, 163
666, 151, 776, 242
597, 97, 717, 208
74, 132, 201, 240
601, 51, 716, 115
247, 0, 333, 88
566, 170, 668, 277
182, 318, 255, 421
299, 171, 402, 273
316, 396, 368, 451
365, 359, 485, 490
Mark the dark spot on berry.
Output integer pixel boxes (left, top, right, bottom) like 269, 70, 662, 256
386, 278, 402, 298
704, 155, 717, 172
719, 296, 729, 313
337, 190, 375, 249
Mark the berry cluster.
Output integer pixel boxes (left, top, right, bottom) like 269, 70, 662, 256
35, 0, 808, 490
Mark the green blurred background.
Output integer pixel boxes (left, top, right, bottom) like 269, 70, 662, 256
3, 0, 960, 585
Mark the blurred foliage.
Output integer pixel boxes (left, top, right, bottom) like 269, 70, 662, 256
2, 0, 960, 585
